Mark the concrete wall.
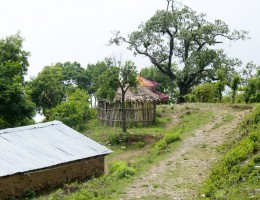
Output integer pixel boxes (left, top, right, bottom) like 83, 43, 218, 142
0, 155, 105, 199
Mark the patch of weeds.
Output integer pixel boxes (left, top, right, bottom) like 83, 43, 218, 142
253, 154, 260, 165
75, 123, 88, 132
134, 141, 146, 148
164, 132, 181, 144
155, 116, 171, 125
173, 109, 214, 135
152, 140, 168, 155
63, 182, 80, 194
21, 188, 36, 199
213, 114, 235, 129
149, 131, 181, 156
200, 143, 207, 149
183, 156, 189, 160
109, 161, 136, 179
108, 133, 130, 145
152, 183, 160, 188
223, 113, 235, 123
166, 160, 173, 165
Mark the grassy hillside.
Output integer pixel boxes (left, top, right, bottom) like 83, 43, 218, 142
18, 103, 258, 200
34, 104, 214, 200
200, 105, 260, 199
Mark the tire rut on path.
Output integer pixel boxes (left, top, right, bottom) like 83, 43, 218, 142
121, 105, 250, 200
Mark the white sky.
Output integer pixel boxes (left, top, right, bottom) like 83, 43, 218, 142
1, 0, 259, 78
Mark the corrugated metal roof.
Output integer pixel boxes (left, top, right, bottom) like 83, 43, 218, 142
0, 121, 112, 177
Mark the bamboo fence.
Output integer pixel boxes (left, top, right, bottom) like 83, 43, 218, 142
97, 100, 156, 127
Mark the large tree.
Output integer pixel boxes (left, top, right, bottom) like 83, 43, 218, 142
110, 2, 247, 102
0, 34, 35, 128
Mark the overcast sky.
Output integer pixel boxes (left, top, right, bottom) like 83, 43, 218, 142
1, 0, 259, 78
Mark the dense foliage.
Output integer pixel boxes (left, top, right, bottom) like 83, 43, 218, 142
0, 34, 35, 128
191, 83, 218, 103
45, 87, 94, 129
28, 64, 64, 115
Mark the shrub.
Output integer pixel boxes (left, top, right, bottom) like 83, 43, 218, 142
108, 133, 129, 145
184, 93, 197, 102
45, 88, 92, 129
109, 161, 136, 179
164, 132, 181, 144
154, 140, 167, 151
192, 82, 218, 103
22, 188, 36, 199
134, 141, 146, 148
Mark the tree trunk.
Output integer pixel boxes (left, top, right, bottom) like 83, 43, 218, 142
121, 92, 127, 133
178, 83, 189, 103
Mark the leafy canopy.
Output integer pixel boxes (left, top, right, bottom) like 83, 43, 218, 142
0, 33, 30, 77
95, 59, 138, 101
110, 2, 247, 101
28, 64, 64, 114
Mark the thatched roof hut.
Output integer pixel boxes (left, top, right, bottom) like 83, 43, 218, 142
97, 86, 158, 127
97, 76, 169, 127
115, 85, 160, 102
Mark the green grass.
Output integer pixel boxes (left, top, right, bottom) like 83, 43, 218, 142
212, 113, 235, 129
200, 104, 260, 200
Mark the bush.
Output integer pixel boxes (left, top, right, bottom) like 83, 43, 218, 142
22, 188, 36, 199
134, 141, 146, 148
154, 140, 167, 151
109, 161, 136, 179
192, 83, 218, 103
45, 88, 93, 129
164, 132, 181, 144
108, 133, 129, 145
184, 93, 197, 102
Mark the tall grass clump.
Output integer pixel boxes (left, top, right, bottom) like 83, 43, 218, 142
109, 161, 136, 179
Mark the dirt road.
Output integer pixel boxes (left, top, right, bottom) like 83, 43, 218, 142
121, 104, 250, 200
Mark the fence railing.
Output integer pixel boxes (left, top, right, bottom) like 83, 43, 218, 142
97, 101, 156, 127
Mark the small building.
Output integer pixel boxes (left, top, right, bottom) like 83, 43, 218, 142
98, 85, 160, 127
0, 121, 111, 199
97, 76, 169, 127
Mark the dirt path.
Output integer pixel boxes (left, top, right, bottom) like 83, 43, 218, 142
121, 105, 250, 200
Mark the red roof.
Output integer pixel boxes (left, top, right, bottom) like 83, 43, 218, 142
137, 76, 159, 89
137, 76, 169, 103
154, 91, 169, 102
